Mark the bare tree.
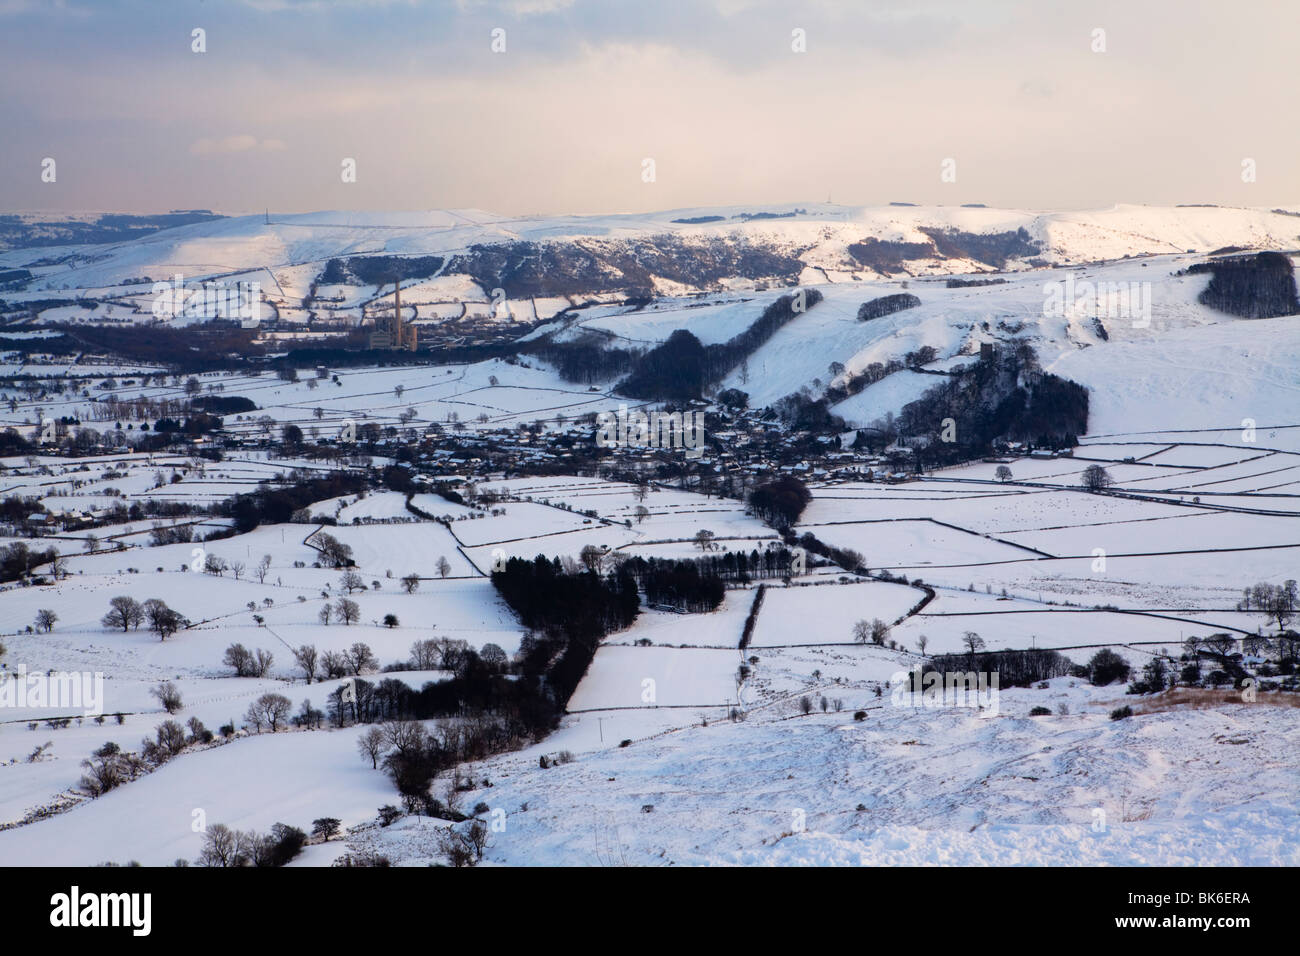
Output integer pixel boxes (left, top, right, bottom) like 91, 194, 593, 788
156, 719, 187, 756
230, 560, 246, 581
223, 643, 256, 677
409, 638, 440, 670
995, 465, 1013, 482
870, 618, 890, 645
34, 609, 57, 633
320, 649, 349, 679
344, 641, 376, 674
315, 533, 354, 569
340, 570, 365, 594
102, 595, 143, 632
253, 648, 274, 678
144, 599, 184, 641
962, 631, 986, 656
436, 637, 470, 671
198, 824, 243, 867
357, 726, 386, 769
436, 556, 451, 578
293, 644, 318, 683
336, 598, 361, 626
297, 698, 324, 729
246, 693, 292, 733
152, 681, 183, 714
312, 818, 342, 842
480, 643, 507, 669
80, 749, 126, 797
400, 573, 420, 594
1081, 464, 1114, 493
380, 719, 428, 758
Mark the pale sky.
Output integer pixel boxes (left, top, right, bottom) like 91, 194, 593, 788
2, 0, 1297, 215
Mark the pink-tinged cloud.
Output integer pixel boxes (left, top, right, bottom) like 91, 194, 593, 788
190, 136, 288, 156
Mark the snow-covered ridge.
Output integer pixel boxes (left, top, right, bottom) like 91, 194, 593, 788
5, 203, 1299, 294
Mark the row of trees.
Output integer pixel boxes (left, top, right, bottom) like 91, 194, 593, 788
197, 821, 307, 868
312, 532, 354, 568
748, 475, 812, 529
229, 636, 494, 685
0, 541, 59, 583
223, 473, 367, 535
634, 559, 726, 613
618, 291, 824, 400
624, 546, 802, 588
101, 595, 186, 640
889, 341, 1088, 466
318, 598, 361, 626
922, 645, 1076, 688
1238, 580, 1297, 631
80, 712, 214, 797
1190, 251, 1300, 319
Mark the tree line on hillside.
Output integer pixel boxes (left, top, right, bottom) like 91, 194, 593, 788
1188, 251, 1300, 318
824, 346, 939, 406
618, 290, 823, 399
491, 555, 640, 706
747, 475, 812, 529
221, 473, 368, 534
921, 647, 1074, 688
846, 228, 1040, 274
623, 546, 803, 588
621, 557, 725, 612
297, 559, 648, 813
0, 541, 60, 583
890, 341, 1087, 466
520, 336, 636, 385
856, 293, 921, 321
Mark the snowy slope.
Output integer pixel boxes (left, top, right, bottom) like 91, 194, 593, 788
5, 202, 1298, 294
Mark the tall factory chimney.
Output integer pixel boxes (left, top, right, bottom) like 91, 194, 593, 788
393, 276, 402, 340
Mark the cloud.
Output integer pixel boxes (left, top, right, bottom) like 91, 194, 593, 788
1017, 78, 1056, 99
0, 0, 81, 14
190, 135, 287, 155
4, 0, 1299, 214
236, 0, 418, 10
452, 0, 575, 14
507, 0, 575, 13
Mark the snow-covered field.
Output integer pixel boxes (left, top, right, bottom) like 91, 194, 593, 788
0, 444, 1294, 867
1, 204, 1297, 868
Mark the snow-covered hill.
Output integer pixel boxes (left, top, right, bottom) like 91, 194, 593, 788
5, 202, 1299, 296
